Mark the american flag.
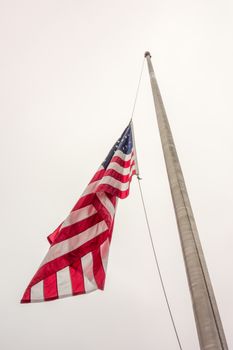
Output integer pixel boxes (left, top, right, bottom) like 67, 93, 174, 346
21, 123, 136, 303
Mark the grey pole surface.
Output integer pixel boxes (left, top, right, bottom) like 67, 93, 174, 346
144, 52, 228, 350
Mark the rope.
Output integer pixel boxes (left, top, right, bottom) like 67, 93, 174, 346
137, 178, 183, 350
130, 56, 183, 350
130, 57, 145, 120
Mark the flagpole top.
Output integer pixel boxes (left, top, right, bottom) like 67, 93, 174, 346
144, 51, 151, 58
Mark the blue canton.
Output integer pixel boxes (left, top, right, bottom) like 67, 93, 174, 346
102, 124, 133, 169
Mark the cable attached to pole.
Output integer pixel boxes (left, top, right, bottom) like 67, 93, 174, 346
137, 178, 183, 350
130, 57, 145, 121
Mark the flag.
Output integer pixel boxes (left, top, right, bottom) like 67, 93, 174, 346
21, 123, 136, 303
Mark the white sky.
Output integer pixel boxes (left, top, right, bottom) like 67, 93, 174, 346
1, 0, 233, 349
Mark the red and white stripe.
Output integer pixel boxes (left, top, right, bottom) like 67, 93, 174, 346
21, 147, 136, 303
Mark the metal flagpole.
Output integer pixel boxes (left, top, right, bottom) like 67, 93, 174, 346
144, 51, 228, 350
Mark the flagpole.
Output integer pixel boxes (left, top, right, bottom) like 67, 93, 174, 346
144, 51, 228, 350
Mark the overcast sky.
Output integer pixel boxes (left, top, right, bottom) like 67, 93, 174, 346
1, 0, 233, 349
